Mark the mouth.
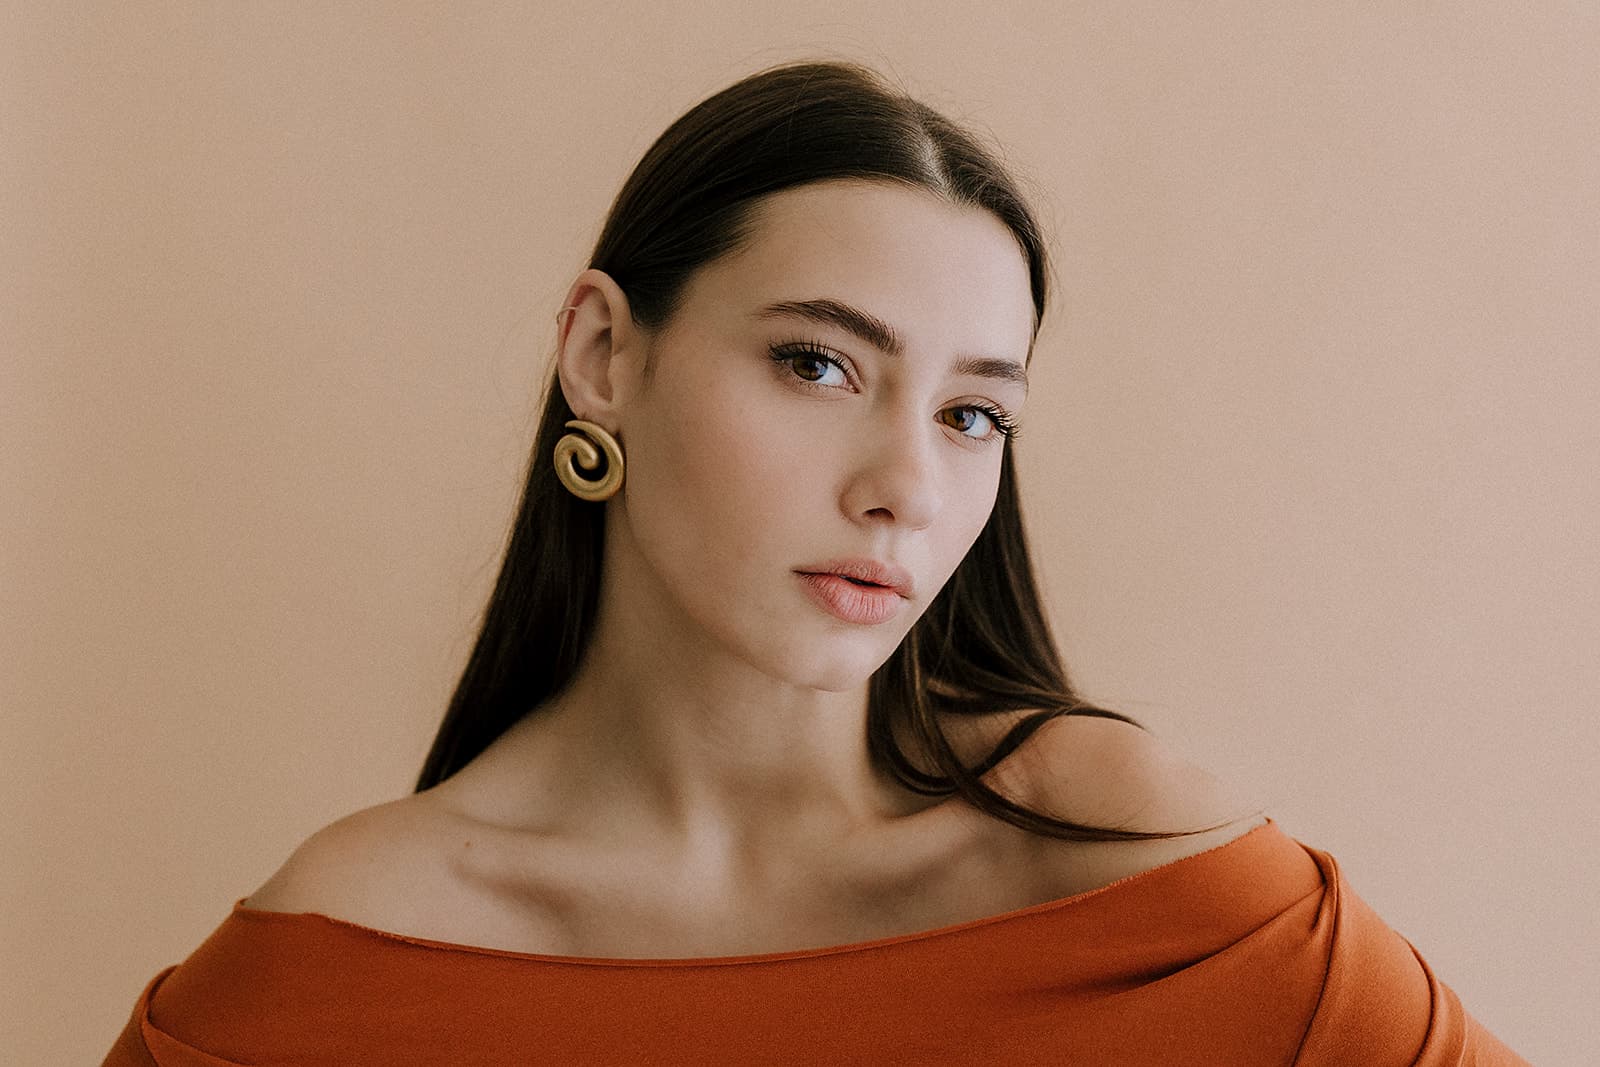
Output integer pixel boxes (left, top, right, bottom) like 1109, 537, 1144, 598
793, 558, 914, 599
805, 571, 891, 591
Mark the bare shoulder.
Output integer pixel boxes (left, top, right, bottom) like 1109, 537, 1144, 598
241, 795, 457, 925
987, 711, 1269, 860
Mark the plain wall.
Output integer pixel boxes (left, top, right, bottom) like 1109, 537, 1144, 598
3, 3, 1594, 1063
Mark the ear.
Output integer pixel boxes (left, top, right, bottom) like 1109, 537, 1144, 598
554, 267, 645, 427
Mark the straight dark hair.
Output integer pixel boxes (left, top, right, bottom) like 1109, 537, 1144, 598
415, 59, 1243, 843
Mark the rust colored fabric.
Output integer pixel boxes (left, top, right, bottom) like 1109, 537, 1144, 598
102, 819, 1527, 1065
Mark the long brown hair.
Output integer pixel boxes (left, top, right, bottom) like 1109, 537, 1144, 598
415, 59, 1243, 843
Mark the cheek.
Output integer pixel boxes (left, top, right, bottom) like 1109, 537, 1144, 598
932, 451, 1004, 578
623, 378, 805, 586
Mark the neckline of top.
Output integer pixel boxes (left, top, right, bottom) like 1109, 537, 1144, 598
230, 817, 1281, 969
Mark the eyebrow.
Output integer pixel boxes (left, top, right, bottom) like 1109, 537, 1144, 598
754, 298, 1029, 393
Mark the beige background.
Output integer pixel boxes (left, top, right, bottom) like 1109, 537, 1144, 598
3, 3, 1593, 1063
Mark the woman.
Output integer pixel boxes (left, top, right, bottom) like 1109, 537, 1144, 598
104, 59, 1525, 1065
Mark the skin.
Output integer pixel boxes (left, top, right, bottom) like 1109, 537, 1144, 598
445, 179, 1038, 897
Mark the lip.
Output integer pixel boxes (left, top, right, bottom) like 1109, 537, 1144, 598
794, 557, 914, 598
796, 572, 903, 625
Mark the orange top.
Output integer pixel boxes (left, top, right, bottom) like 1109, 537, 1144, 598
102, 819, 1526, 1066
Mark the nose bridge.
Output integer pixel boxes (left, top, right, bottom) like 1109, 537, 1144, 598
849, 397, 940, 526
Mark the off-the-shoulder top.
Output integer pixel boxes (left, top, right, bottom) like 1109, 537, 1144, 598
101, 818, 1526, 1066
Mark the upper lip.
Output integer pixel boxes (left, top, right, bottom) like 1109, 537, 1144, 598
796, 557, 914, 598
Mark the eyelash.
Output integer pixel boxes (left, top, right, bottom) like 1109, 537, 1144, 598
767, 341, 1022, 444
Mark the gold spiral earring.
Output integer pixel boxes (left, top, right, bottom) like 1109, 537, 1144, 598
554, 419, 624, 502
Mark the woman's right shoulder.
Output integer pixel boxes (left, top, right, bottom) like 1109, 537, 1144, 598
240, 793, 459, 923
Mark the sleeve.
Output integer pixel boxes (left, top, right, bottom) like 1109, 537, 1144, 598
1290, 846, 1530, 1066
101, 966, 252, 1067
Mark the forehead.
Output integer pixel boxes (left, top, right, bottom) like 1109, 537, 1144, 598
685, 180, 1036, 363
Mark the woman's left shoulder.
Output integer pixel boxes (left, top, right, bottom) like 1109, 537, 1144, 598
993, 711, 1269, 844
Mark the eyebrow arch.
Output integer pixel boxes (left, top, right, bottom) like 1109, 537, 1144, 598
754, 298, 1029, 393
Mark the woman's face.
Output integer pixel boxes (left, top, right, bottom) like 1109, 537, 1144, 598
604, 179, 1036, 689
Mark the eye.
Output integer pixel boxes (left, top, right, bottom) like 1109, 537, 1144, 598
768, 342, 1021, 444
776, 345, 850, 389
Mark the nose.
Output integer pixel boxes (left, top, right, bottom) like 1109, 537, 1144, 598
843, 411, 941, 530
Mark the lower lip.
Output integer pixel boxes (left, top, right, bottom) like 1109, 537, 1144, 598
796, 572, 903, 624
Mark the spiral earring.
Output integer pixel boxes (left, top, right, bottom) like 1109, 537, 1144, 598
554, 419, 625, 502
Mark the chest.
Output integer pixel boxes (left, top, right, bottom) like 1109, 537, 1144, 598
420, 811, 1141, 961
